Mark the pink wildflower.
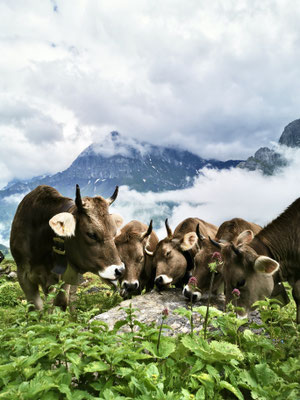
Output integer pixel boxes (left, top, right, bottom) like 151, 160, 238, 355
162, 308, 169, 317
188, 276, 198, 288
232, 288, 241, 297
212, 252, 222, 262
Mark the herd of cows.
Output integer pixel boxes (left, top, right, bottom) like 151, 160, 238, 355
8, 184, 300, 323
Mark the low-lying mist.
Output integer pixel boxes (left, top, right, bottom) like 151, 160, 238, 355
112, 146, 300, 239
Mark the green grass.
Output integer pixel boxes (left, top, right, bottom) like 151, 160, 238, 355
0, 264, 299, 399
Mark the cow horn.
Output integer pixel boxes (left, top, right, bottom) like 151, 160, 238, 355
144, 247, 154, 256
165, 218, 172, 238
196, 224, 205, 241
75, 184, 84, 211
231, 242, 241, 256
209, 236, 221, 249
141, 219, 153, 241
107, 186, 119, 206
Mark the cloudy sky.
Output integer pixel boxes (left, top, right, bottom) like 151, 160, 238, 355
1, 0, 300, 189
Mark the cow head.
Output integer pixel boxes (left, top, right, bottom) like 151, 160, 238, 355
152, 219, 197, 290
211, 230, 279, 316
115, 220, 154, 297
49, 185, 125, 285
183, 224, 223, 302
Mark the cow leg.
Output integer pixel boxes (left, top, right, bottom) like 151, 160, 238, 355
292, 279, 300, 324
53, 283, 71, 311
68, 284, 78, 312
17, 267, 43, 310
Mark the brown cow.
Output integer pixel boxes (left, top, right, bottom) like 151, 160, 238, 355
146, 218, 217, 290
0, 250, 4, 264
210, 197, 300, 322
183, 218, 262, 302
115, 220, 159, 298
10, 184, 124, 310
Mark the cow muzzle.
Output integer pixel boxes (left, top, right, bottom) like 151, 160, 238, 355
122, 280, 139, 292
182, 285, 201, 303
98, 263, 125, 281
155, 274, 173, 290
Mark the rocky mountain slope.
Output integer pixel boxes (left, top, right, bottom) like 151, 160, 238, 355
0, 132, 241, 242
238, 118, 300, 174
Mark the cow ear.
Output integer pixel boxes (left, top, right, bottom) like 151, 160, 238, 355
111, 214, 124, 230
254, 256, 279, 275
180, 232, 198, 251
237, 230, 254, 245
49, 213, 76, 237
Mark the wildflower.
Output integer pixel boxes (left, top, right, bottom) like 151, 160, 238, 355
188, 276, 198, 289
212, 252, 222, 262
162, 308, 169, 317
232, 288, 241, 297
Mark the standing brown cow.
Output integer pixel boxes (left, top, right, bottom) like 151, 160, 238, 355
115, 220, 158, 298
146, 218, 217, 290
10, 184, 124, 310
183, 218, 261, 302
210, 197, 300, 323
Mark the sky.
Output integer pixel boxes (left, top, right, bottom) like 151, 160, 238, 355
1, 0, 300, 189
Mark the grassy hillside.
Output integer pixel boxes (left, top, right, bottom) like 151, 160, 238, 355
0, 261, 299, 399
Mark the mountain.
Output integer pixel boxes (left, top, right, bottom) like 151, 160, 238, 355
238, 118, 300, 174
0, 131, 241, 243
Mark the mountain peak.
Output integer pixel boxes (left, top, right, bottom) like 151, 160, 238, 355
279, 119, 300, 147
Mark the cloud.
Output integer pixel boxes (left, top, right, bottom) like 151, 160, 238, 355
1, 1, 300, 187
112, 146, 300, 239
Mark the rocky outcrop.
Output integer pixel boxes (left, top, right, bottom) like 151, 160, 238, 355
238, 147, 287, 175
92, 288, 225, 336
238, 119, 300, 175
279, 119, 300, 147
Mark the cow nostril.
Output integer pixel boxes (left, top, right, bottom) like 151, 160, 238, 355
134, 282, 139, 289
115, 268, 123, 277
192, 294, 198, 302
155, 276, 163, 284
123, 281, 128, 289
183, 288, 188, 297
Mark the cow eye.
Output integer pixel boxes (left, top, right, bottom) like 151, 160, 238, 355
166, 251, 171, 258
87, 232, 98, 241
236, 279, 246, 288
137, 255, 144, 263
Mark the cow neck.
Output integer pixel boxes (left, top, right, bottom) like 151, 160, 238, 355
250, 236, 275, 259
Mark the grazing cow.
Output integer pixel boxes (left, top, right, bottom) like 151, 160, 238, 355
210, 198, 300, 322
146, 218, 217, 290
0, 251, 4, 264
10, 184, 124, 310
183, 218, 262, 302
115, 220, 159, 298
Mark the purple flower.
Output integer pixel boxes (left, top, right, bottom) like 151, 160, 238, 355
212, 252, 222, 262
162, 308, 169, 317
232, 288, 241, 297
188, 276, 198, 288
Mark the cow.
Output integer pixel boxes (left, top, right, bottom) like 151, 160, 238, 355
115, 220, 159, 298
183, 218, 262, 302
209, 197, 300, 323
0, 250, 4, 264
145, 218, 217, 290
10, 184, 125, 310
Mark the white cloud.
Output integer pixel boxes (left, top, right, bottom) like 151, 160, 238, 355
1, 0, 300, 187
112, 147, 300, 239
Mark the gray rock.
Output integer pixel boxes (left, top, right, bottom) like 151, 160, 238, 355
238, 146, 287, 175
92, 288, 225, 336
7, 271, 18, 280
279, 119, 300, 147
